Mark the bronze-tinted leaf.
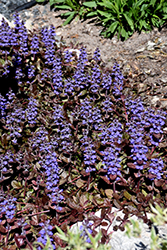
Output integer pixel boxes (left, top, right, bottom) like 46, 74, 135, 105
116, 216, 122, 222
101, 221, 108, 227
106, 212, 116, 224
100, 176, 111, 184
0, 224, 8, 233
154, 179, 164, 187
162, 183, 167, 190
109, 174, 117, 180
32, 180, 37, 186
11, 180, 22, 189
92, 218, 102, 228
113, 199, 122, 209
93, 195, 104, 206
76, 179, 85, 188
134, 172, 141, 178
159, 142, 167, 148
117, 177, 128, 186
67, 198, 83, 212
79, 195, 88, 207
124, 191, 132, 200
147, 185, 153, 191
127, 163, 136, 169
14, 234, 25, 248
105, 189, 113, 199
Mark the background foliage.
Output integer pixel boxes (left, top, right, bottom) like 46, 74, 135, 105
35, 0, 167, 40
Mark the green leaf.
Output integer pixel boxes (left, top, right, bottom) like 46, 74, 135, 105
63, 12, 76, 25
86, 230, 96, 247
107, 21, 119, 33
86, 11, 98, 17
55, 226, 69, 242
97, 9, 112, 18
49, 0, 63, 6
123, 13, 134, 30
65, 0, 76, 9
134, 0, 147, 8
83, 1, 97, 8
56, 5, 73, 9
61, 10, 75, 16
98, 0, 117, 13
43, 235, 54, 250
35, 0, 45, 2
150, 0, 156, 6
163, 6, 167, 13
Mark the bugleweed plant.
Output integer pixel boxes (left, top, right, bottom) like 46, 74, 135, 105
0, 12, 167, 249
36, 0, 167, 40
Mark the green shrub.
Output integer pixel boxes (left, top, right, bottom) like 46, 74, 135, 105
36, 0, 167, 40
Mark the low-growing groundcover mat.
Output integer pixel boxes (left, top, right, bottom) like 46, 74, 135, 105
0, 12, 167, 249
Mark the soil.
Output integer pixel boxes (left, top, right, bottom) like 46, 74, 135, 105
12, 1, 167, 113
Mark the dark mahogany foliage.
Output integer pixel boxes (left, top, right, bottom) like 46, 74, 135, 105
0, 12, 167, 249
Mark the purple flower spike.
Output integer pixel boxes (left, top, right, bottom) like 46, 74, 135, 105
37, 220, 55, 250
0, 192, 17, 220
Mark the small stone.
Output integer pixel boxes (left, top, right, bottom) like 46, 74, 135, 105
0, 13, 11, 26
147, 41, 156, 51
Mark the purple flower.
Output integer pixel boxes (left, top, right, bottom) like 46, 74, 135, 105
101, 72, 112, 92
84, 143, 97, 172
0, 150, 14, 174
41, 25, 56, 65
80, 97, 102, 130
37, 220, 55, 250
25, 96, 38, 125
0, 192, 17, 220
89, 64, 101, 94
73, 47, 88, 89
64, 78, 75, 96
53, 104, 64, 127
0, 93, 7, 120
39, 152, 64, 209
79, 220, 93, 243
148, 158, 164, 180
0, 18, 12, 47
13, 13, 29, 56
98, 119, 123, 145
64, 49, 72, 63
52, 57, 63, 95
93, 47, 101, 62
101, 146, 121, 177
27, 65, 36, 79
41, 68, 51, 82
31, 126, 51, 154
101, 96, 113, 118
30, 34, 39, 55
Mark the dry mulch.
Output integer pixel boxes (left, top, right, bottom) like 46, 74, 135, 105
11, 2, 167, 112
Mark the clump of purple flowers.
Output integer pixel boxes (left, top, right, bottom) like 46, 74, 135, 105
0, 191, 17, 221
0, 12, 167, 249
39, 152, 64, 210
37, 220, 55, 250
79, 220, 93, 243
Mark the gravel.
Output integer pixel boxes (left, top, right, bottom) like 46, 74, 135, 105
0, 0, 28, 20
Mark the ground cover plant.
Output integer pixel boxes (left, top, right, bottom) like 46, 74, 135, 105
0, 12, 167, 249
35, 0, 167, 40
